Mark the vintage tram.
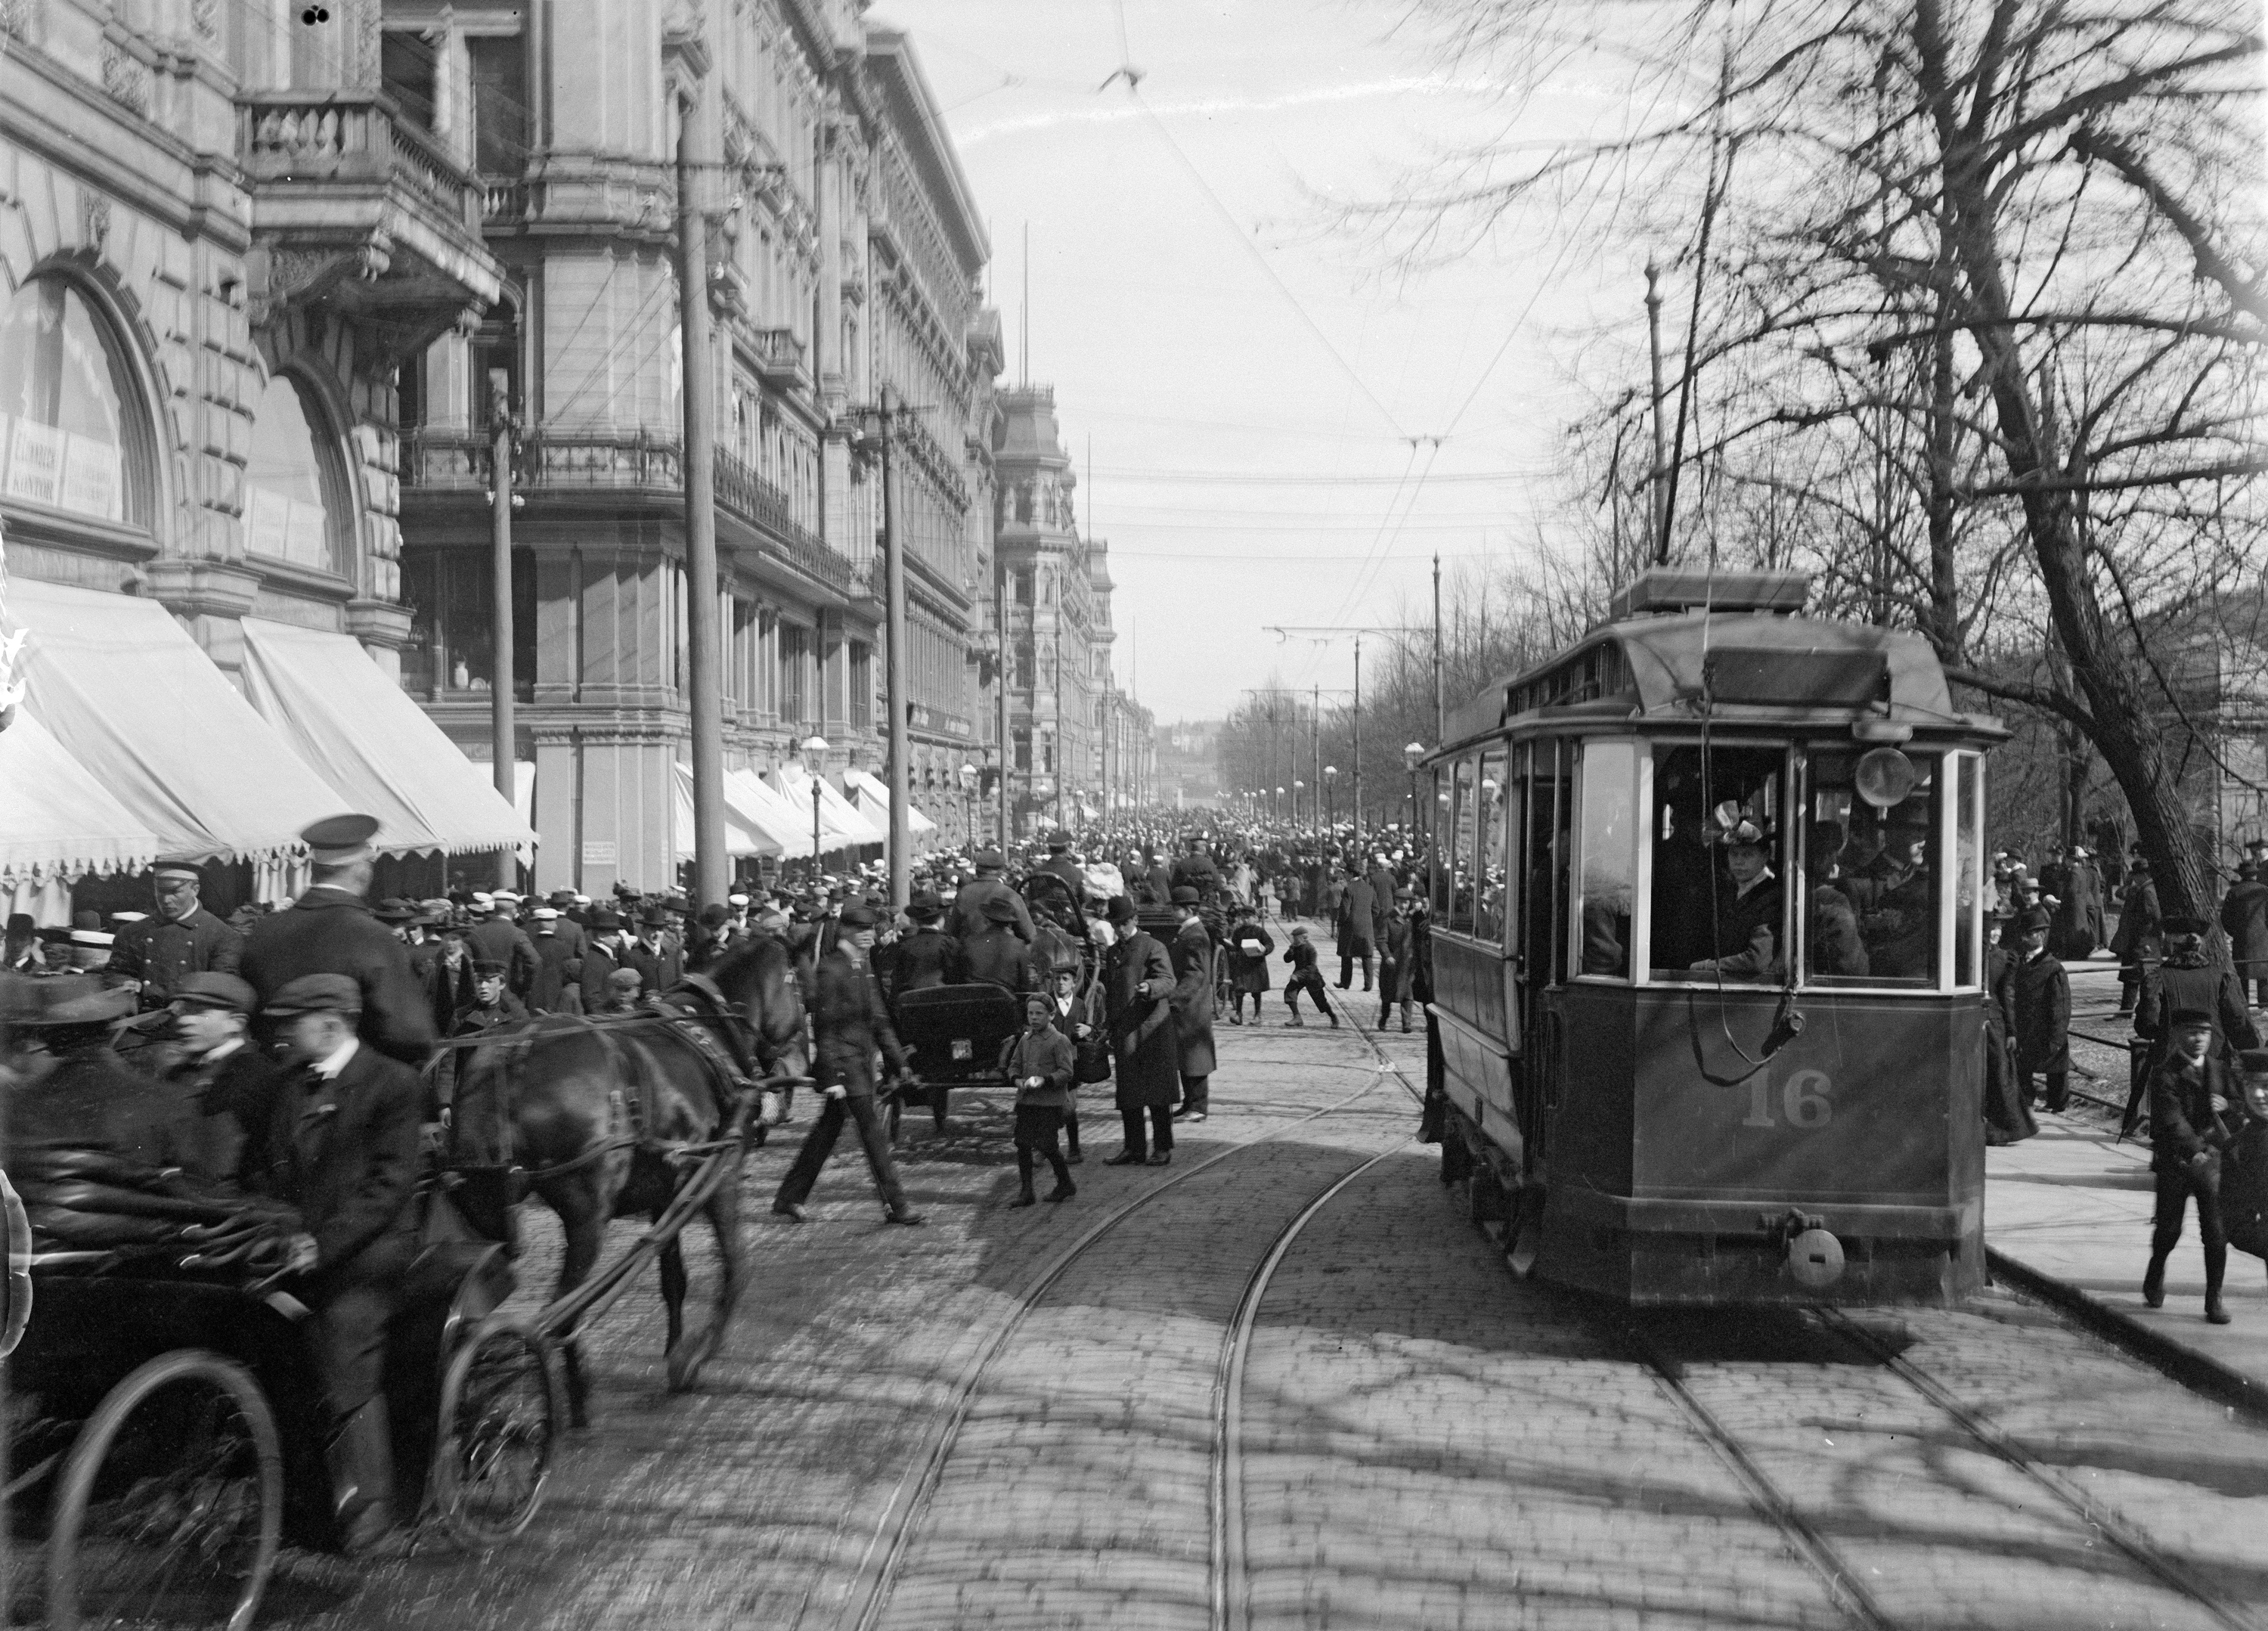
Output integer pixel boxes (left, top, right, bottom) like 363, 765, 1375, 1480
1423, 568, 2003, 1305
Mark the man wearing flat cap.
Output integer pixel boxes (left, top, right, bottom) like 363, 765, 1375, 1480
239, 973, 423, 1555
107, 854, 243, 1010
240, 815, 438, 1066
948, 850, 1035, 947
2143, 1004, 2239, 1323
2130, 910, 2259, 1137
155, 972, 281, 1183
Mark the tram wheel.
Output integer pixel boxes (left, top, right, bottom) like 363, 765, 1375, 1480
48, 1349, 281, 1631
433, 1314, 560, 1549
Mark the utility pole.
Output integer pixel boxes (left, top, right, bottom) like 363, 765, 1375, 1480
1432, 552, 1444, 746
1645, 258, 1668, 565
677, 76, 727, 906
877, 390, 910, 910
995, 560, 1009, 850
1310, 684, 1321, 839
488, 367, 516, 891
1352, 634, 1363, 855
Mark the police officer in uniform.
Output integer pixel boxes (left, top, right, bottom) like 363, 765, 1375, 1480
240, 815, 438, 1066
107, 856, 243, 1009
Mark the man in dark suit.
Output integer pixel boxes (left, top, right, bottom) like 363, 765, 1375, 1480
771, 904, 923, 1224
2144, 1006, 2236, 1323
159, 972, 281, 1183
624, 906, 685, 996
466, 897, 539, 1000
246, 973, 423, 1557
527, 907, 579, 1012
1336, 864, 1378, 991
1036, 829, 1086, 897
239, 815, 438, 1066
963, 896, 1035, 994
578, 907, 630, 1012
948, 851, 1035, 944
1100, 895, 1179, 1164
2131, 913, 2259, 1136
107, 856, 243, 1009
1170, 835, 1222, 904
878, 892, 962, 1000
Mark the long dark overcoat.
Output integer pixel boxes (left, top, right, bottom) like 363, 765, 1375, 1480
1101, 929, 1178, 1110
2223, 879, 2268, 976
240, 888, 438, 1065
2010, 950, 2071, 1074
1169, 917, 1218, 1078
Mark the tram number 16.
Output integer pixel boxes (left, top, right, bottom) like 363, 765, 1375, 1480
1743, 1069, 1833, 1130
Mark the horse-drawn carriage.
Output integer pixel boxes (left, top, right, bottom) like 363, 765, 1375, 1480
4, 1150, 554, 1629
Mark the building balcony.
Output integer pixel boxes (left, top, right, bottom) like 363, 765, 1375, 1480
238, 90, 503, 354
747, 327, 812, 392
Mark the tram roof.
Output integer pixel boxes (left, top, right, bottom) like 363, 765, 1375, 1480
1441, 608, 2001, 749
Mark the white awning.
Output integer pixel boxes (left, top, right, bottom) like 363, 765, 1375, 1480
674, 762, 777, 857
843, 767, 938, 834
766, 764, 882, 849
5, 578, 347, 864
726, 768, 814, 858
0, 709, 169, 883
237, 617, 538, 857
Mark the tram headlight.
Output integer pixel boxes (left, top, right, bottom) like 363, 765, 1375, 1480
1788, 1226, 1846, 1290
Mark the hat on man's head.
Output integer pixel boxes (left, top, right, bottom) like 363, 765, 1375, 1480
549, 889, 578, 907
2170, 1004, 2216, 1028
2015, 907, 2053, 936
5, 913, 33, 937
974, 849, 1006, 871
640, 906, 671, 928
983, 895, 1020, 924
110, 912, 147, 926
2164, 913, 2211, 936
838, 903, 878, 930
532, 907, 560, 923
608, 968, 643, 992
171, 972, 256, 1014
371, 898, 418, 924
6, 979, 136, 1028
73, 911, 100, 932
152, 853, 204, 884
302, 813, 380, 866
1105, 897, 1137, 925
1046, 829, 1073, 849
265, 972, 362, 1019
699, 904, 731, 929
70, 929, 113, 949
728, 893, 749, 907
472, 959, 506, 977
905, 893, 943, 922
2239, 1048, 2268, 1073
587, 906, 623, 931
1170, 886, 1201, 906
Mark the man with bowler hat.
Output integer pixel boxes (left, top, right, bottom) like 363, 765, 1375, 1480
579, 906, 631, 1012
240, 816, 436, 1066
1100, 896, 1179, 1164
108, 854, 243, 1009
242, 973, 424, 1555
771, 904, 925, 1225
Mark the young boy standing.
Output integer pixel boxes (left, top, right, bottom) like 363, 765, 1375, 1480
1002, 991, 1077, 1207
1281, 927, 1337, 1028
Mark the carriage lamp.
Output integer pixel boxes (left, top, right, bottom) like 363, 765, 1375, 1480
801, 736, 829, 880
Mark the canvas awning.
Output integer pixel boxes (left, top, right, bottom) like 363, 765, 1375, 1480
766, 765, 883, 849
674, 763, 776, 857
5, 578, 348, 864
0, 709, 170, 882
726, 769, 814, 858
843, 767, 938, 835
237, 618, 537, 857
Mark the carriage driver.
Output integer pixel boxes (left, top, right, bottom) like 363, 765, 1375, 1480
251, 973, 425, 1560
1690, 802, 1785, 982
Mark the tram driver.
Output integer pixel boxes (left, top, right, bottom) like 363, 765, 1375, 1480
1689, 802, 1784, 982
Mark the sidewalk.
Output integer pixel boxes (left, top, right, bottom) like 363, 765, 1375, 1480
1987, 1110, 2268, 1413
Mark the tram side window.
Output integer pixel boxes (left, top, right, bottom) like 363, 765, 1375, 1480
1431, 767, 1454, 919
1650, 745, 1786, 981
1475, 749, 1510, 941
1805, 749, 1940, 988
1576, 741, 1636, 977
1447, 757, 1477, 933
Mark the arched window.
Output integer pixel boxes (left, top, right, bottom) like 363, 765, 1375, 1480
0, 275, 155, 529
243, 372, 351, 576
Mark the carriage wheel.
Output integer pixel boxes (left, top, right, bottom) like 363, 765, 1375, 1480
432, 1314, 560, 1549
47, 1349, 280, 1631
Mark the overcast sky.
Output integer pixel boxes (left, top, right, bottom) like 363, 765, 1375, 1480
878, 0, 1647, 728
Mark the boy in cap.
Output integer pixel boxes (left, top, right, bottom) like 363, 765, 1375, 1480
1001, 991, 1077, 1206
1281, 926, 1337, 1028
2145, 1006, 2237, 1322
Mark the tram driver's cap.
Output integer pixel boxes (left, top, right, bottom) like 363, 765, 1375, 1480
2170, 1004, 2215, 1029
264, 972, 363, 1018
2164, 913, 2211, 936
302, 813, 381, 866
151, 854, 204, 883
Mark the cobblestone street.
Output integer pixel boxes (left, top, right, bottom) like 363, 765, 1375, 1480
255, 978, 2268, 1631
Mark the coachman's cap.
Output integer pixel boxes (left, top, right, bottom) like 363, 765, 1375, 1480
973, 849, 1006, 871
152, 854, 204, 884
2170, 1004, 2216, 1028
171, 972, 256, 1014
302, 813, 380, 865
2164, 913, 2211, 936
265, 973, 362, 1018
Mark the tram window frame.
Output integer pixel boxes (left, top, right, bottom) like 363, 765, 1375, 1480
1953, 751, 1985, 990
1446, 755, 1479, 935
1571, 738, 1638, 981
1430, 765, 1453, 919
1475, 747, 1511, 942
1645, 740, 1791, 984
1797, 746, 1952, 992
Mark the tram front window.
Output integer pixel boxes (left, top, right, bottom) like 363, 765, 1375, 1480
1650, 745, 1786, 982
1805, 749, 1941, 988
1576, 741, 1635, 976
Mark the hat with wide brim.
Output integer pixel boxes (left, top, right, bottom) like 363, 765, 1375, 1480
982, 896, 1020, 923
4, 979, 137, 1028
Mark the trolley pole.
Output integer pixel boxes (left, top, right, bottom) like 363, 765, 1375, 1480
488, 368, 516, 891
1433, 552, 1444, 746
677, 79, 727, 907
996, 561, 1009, 850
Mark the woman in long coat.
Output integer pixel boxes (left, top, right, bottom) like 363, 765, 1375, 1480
1168, 894, 1218, 1122
1982, 915, 2034, 1144
1099, 898, 1179, 1166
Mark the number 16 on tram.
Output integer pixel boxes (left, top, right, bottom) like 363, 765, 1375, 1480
1421, 569, 2004, 1306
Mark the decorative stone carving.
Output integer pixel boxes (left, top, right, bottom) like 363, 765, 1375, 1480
79, 194, 110, 254
191, 0, 218, 42
101, 43, 150, 116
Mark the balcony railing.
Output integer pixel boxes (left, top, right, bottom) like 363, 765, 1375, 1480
747, 327, 810, 388
238, 91, 478, 233
401, 430, 851, 595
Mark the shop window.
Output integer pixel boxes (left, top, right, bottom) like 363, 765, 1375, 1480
1575, 741, 1636, 978
1804, 748, 1942, 988
1650, 744, 1786, 982
243, 373, 350, 576
778, 622, 809, 725
0, 276, 153, 529
398, 546, 535, 702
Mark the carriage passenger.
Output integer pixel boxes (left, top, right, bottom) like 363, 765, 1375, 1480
878, 891, 964, 1000
1688, 803, 1783, 982
963, 896, 1036, 994
159, 972, 283, 1184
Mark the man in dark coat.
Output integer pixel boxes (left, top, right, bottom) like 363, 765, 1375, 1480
1365, 854, 1399, 943
771, 904, 923, 1225
527, 908, 579, 1013
963, 896, 1036, 993
160, 972, 282, 1184
2111, 857, 2161, 1015
684, 904, 741, 977
2223, 862, 2268, 1006
107, 857, 243, 1009
2130, 913, 2259, 1136
1170, 835, 1222, 904
466, 898, 538, 999
1222, 905, 1275, 1027
2143, 1006, 2236, 1323
1983, 913, 2034, 1145
949, 851, 1036, 944
1336, 865, 1378, 991
578, 907, 631, 1013
1098, 896, 1179, 1164
1167, 889, 1218, 1123
2, 981, 204, 1167
2010, 907, 2072, 1113
451, 960, 527, 1034
879, 893, 963, 1000
246, 973, 424, 1556
623, 906, 684, 996
1036, 830, 1086, 898
239, 815, 438, 1067
1380, 891, 1417, 1033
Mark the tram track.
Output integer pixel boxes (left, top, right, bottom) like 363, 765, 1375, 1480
838, 1035, 1423, 1631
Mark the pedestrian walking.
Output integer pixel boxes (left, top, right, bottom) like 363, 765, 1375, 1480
2143, 1006, 2237, 1323
1002, 992, 1077, 1207
1283, 926, 1337, 1028
2011, 907, 2072, 1113
528, 907, 579, 1013
1222, 905, 1275, 1026
1099, 896, 1179, 1166
2129, 913, 2258, 1136
2223, 862, 2268, 1006
1044, 966, 1089, 1164
2111, 857, 2161, 1015
771, 904, 924, 1225
1169, 888, 1217, 1124
1336, 864, 1377, 991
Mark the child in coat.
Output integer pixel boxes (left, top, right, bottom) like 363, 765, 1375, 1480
1282, 927, 1337, 1028
1223, 906, 1275, 1027
1001, 991, 1077, 1206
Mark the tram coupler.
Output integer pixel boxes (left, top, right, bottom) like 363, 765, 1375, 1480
1758, 1209, 1846, 1290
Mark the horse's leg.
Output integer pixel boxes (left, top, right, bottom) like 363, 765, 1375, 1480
657, 1206, 689, 1371
542, 1172, 608, 1431
664, 1162, 739, 1391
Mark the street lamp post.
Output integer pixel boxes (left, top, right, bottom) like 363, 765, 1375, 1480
1325, 765, 1338, 837
801, 736, 829, 885
1293, 780, 1305, 838
1403, 742, 1425, 850
958, 761, 978, 852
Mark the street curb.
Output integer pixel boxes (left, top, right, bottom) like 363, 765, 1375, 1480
1986, 1246, 2268, 1425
